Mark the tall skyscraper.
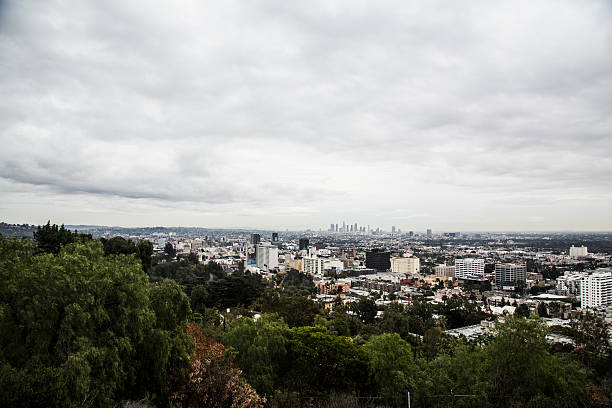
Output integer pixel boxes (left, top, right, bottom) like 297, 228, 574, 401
426, 229, 432, 238
272, 232, 278, 242
335, 224, 338, 232
392, 226, 396, 234
250, 233, 261, 245
354, 223, 358, 233
330, 223, 335, 232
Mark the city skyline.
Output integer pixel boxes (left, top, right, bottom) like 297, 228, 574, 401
1, 1, 611, 230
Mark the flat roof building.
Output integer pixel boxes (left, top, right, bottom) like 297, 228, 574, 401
303, 256, 325, 276
298, 238, 309, 250
255, 243, 278, 271
455, 258, 484, 280
435, 264, 455, 278
581, 270, 612, 309
366, 249, 391, 272
495, 263, 526, 284
391, 256, 420, 275
570, 245, 588, 258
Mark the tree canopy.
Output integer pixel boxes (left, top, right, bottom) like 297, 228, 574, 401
0, 238, 192, 407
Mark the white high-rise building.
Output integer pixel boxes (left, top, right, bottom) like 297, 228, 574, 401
556, 272, 586, 295
391, 256, 420, 275
580, 270, 612, 309
302, 256, 325, 275
569, 245, 588, 258
255, 243, 278, 270
454, 258, 485, 280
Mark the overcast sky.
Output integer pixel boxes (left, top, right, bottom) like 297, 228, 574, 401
1, 1, 611, 231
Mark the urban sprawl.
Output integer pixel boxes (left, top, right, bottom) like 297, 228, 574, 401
40, 223, 612, 345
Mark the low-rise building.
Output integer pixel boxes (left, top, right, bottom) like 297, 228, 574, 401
569, 245, 588, 258
435, 264, 455, 278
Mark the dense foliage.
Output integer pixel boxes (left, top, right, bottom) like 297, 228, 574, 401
0, 238, 191, 407
173, 323, 265, 408
1, 229, 609, 407
34, 221, 92, 254
254, 291, 322, 327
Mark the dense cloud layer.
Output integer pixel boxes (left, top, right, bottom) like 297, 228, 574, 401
1, 0, 611, 230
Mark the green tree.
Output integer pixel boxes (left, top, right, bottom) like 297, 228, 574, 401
190, 285, 209, 315
402, 298, 436, 336
570, 312, 610, 371
423, 326, 444, 360
486, 316, 590, 407
280, 269, 316, 296
183, 251, 199, 265
377, 303, 413, 340
254, 292, 321, 327
365, 333, 414, 402
0, 238, 192, 407
327, 305, 364, 337
352, 297, 377, 324
515, 303, 531, 318
537, 302, 549, 317
439, 295, 487, 329
136, 240, 154, 273
282, 326, 369, 395
223, 314, 289, 396
164, 242, 176, 259
101, 237, 153, 274
33, 221, 87, 254
145, 280, 193, 404
411, 345, 489, 408
102, 236, 137, 256
174, 323, 265, 408
150, 280, 191, 331
207, 274, 266, 310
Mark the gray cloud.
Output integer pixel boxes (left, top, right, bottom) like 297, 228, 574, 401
0, 0, 611, 230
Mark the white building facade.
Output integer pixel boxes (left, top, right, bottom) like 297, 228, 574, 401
391, 256, 420, 275
303, 256, 325, 275
556, 272, 586, 295
580, 270, 612, 309
569, 245, 588, 258
255, 243, 279, 270
435, 264, 455, 278
454, 258, 485, 280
